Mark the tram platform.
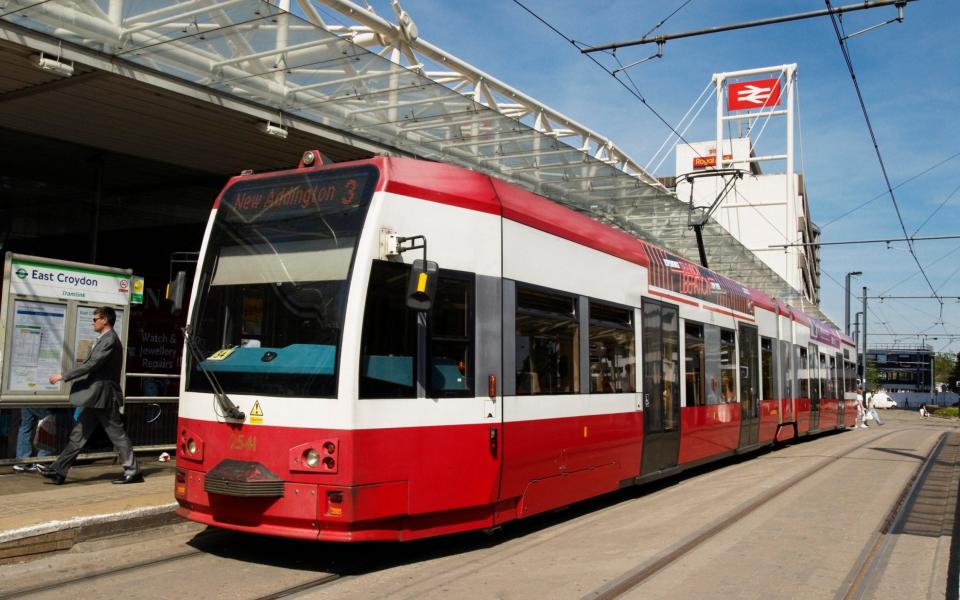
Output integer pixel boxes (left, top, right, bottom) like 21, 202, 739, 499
0, 454, 179, 564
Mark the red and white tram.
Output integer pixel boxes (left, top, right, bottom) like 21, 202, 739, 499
174, 152, 859, 542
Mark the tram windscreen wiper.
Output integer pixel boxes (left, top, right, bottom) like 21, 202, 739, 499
182, 325, 245, 421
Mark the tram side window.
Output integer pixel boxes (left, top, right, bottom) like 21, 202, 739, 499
429, 275, 474, 398
828, 355, 838, 399
359, 261, 475, 399
780, 340, 793, 399
761, 337, 778, 400
359, 261, 417, 398
818, 351, 827, 401
720, 328, 737, 403
588, 301, 636, 394
797, 345, 809, 398
685, 322, 706, 407
810, 346, 821, 402
516, 287, 580, 395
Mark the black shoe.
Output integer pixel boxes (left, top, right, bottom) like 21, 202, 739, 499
112, 473, 144, 484
37, 465, 65, 485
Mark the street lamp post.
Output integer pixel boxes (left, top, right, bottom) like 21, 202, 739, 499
845, 271, 862, 337
862, 287, 868, 386
854, 311, 863, 380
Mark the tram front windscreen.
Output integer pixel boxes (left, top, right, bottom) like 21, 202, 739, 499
186, 165, 378, 398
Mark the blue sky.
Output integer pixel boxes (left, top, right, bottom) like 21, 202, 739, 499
356, 0, 960, 354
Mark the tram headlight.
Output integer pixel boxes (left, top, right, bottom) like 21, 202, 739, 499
178, 428, 204, 462
289, 438, 338, 473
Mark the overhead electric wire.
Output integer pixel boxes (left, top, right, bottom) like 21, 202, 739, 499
513, 0, 958, 351
774, 234, 960, 249
936, 257, 960, 294
825, 0, 942, 308
911, 181, 960, 237
880, 241, 960, 296
511, 0, 703, 162
646, 81, 714, 173
641, 0, 697, 39
820, 150, 960, 229
822, 269, 898, 337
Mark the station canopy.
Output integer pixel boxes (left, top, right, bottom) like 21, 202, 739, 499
0, 0, 830, 322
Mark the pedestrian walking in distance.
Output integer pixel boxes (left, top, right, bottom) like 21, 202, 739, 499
855, 387, 868, 429
864, 390, 885, 427
39, 306, 142, 485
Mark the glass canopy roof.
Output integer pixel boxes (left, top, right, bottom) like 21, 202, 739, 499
1, 0, 826, 320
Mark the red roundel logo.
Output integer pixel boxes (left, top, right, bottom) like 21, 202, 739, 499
119, 280, 128, 289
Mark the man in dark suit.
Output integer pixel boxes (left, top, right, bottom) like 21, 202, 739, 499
39, 306, 142, 485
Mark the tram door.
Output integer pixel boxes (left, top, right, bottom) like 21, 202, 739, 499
738, 324, 760, 449
640, 299, 681, 476
809, 345, 821, 432
834, 354, 844, 428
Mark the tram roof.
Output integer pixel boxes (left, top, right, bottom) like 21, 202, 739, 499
1, 0, 833, 325
221, 154, 842, 335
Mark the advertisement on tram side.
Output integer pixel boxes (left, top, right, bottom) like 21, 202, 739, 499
644, 244, 755, 315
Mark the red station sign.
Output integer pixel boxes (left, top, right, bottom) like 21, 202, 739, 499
727, 78, 782, 111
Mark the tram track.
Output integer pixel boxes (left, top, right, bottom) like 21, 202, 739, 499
584, 429, 908, 600
0, 548, 205, 599
266, 428, 916, 600
0, 525, 391, 600
0, 527, 236, 600
840, 431, 960, 600
6, 427, 949, 600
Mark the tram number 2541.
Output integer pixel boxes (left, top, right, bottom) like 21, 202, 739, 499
229, 433, 257, 452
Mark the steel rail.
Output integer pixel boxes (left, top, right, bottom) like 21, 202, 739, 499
585, 429, 903, 600
0, 546, 207, 599
840, 431, 958, 599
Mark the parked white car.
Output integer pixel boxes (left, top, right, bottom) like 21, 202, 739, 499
870, 391, 897, 409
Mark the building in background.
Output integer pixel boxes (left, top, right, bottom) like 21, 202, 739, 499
672, 65, 823, 315
865, 344, 935, 393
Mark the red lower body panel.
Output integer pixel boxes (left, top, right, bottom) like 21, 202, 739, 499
759, 399, 779, 443
796, 398, 811, 435
845, 400, 857, 427
176, 399, 848, 542
679, 404, 739, 463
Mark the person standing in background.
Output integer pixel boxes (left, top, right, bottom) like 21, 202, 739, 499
12, 408, 52, 472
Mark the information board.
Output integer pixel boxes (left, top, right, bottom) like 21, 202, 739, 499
73, 305, 125, 366
7, 300, 66, 392
0, 253, 132, 405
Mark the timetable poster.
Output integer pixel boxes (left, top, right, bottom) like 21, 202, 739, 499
7, 300, 66, 391
74, 306, 124, 365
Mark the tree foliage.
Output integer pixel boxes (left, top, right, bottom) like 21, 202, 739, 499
934, 353, 955, 389
952, 354, 960, 393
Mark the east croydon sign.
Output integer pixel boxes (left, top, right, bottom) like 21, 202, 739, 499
1, 253, 133, 405
10, 258, 131, 305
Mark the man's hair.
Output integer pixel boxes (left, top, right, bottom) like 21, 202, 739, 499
95, 306, 117, 327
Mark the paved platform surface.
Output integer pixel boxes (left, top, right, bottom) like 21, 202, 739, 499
0, 456, 179, 563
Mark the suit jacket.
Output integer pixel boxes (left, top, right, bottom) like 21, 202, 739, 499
64, 328, 124, 409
